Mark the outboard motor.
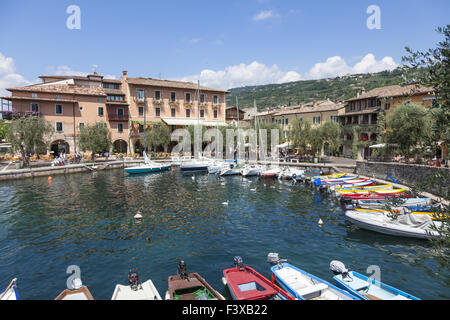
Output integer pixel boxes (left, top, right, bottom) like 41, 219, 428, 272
233, 256, 245, 270
178, 260, 188, 280
267, 253, 287, 267
330, 260, 350, 280
128, 268, 141, 291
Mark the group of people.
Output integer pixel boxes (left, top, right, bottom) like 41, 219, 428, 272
52, 152, 67, 166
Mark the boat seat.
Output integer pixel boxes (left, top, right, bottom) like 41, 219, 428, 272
391, 294, 409, 300
345, 276, 369, 292
296, 283, 328, 299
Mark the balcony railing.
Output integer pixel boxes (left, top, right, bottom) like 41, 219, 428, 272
1, 110, 41, 119
107, 114, 129, 121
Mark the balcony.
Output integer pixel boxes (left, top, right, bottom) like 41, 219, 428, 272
107, 114, 129, 121
1, 110, 41, 120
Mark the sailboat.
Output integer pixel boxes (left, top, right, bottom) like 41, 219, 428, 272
125, 151, 171, 174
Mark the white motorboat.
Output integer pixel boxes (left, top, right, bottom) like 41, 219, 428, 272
260, 166, 281, 179
241, 164, 261, 177
345, 208, 443, 239
0, 278, 19, 300
219, 162, 244, 176
278, 167, 305, 180
207, 161, 228, 174
111, 270, 162, 300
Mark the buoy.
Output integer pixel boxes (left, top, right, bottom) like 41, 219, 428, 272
222, 200, 229, 206
318, 218, 323, 226
134, 212, 143, 219
48, 176, 53, 181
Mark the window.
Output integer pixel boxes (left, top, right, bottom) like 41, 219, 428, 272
285, 118, 288, 125
155, 90, 161, 101
56, 95, 62, 99
331, 115, 339, 122
118, 123, 123, 133
155, 107, 161, 117
213, 109, 218, 119
186, 109, 191, 118
200, 109, 205, 118
98, 106, 104, 116
171, 108, 176, 117
55, 104, 63, 115
170, 92, 176, 103
32, 93, 38, 98
185, 93, 191, 103
117, 108, 124, 116
313, 116, 321, 124
79, 123, 85, 130
385, 103, 390, 110
213, 95, 219, 105
137, 89, 145, 101
56, 122, 63, 132
31, 103, 39, 112
200, 94, 205, 104
97, 98, 103, 103
138, 106, 144, 116
138, 124, 144, 133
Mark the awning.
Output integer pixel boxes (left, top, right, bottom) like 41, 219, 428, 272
276, 142, 291, 149
161, 118, 228, 127
369, 143, 398, 149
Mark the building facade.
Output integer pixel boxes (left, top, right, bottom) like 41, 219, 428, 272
340, 84, 435, 160
1, 71, 228, 156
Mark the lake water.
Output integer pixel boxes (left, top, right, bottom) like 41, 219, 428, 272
0, 168, 449, 299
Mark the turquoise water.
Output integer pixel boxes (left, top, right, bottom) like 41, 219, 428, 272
0, 169, 449, 300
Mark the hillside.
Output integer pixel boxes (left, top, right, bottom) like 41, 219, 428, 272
226, 68, 425, 110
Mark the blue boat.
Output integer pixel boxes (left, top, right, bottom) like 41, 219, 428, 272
125, 151, 171, 174
267, 253, 359, 300
125, 164, 171, 175
330, 261, 420, 300
1, 278, 19, 300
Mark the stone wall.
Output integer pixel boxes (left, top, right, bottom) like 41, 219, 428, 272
356, 161, 449, 198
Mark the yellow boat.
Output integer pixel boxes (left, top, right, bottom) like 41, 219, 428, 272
337, 188, 408, 195
306, 173, 346, 180
334, 183, 392, 192
354, 208, 444, 220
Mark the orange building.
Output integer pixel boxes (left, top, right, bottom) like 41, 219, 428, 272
1, 71, 228, 156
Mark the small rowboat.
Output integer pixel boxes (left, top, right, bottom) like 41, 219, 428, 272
334, 183, 392, 192
337, 187, 408, 196
340, 191, 412, 201
241, 165, 262, 177
0, 278, 19, 300
111, 269, 161, 300
260, 167, 281, 179
321, 179, 376, 189
166, 260, 224, 300
55, 278, 94, 300
222, 256, 295, 300
330, 261, 420, 300
267, 254, 358, 300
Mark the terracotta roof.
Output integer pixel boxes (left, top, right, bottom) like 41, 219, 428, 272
39, 75, 121, 83
104, 88, 126, 95
126, 77, 229, 93
8, 84, 106, 96
346, 84, 434, 102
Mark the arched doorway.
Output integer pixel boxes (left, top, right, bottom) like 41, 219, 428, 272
50, 140, 70, 157
113, 139, 128, 153
134, 140, 144, 156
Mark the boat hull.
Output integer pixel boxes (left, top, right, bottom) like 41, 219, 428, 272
125, 165, 171, 174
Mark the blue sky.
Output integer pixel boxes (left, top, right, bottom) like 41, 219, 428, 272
0, 0, 448, 92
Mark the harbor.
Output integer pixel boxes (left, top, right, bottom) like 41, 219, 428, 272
0, 165, 449, 300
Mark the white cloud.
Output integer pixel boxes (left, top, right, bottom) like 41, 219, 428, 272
0, 52, 32, 96
306, 53, 398, 79
253, 10, 275, 21
179, 61, 302, 89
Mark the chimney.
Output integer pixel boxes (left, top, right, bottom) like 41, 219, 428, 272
122, 70, 128, 77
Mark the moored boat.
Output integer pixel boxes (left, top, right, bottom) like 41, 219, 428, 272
125, 151, 171, 174
220, 162, 245, 176
166, 260, 224, 300
0, 278, 19, 300
330, 260, 420, 300
222, 256, 295, 300
111, 269, 161, 300
260, 167, 281, 179
55, 278, 94, 300
267, 253, 358, 300
345, 207, 443, 239
241, 164, 262, 177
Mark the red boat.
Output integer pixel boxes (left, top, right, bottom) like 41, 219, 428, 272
341, 192, 412, 202
222, 256, 295, 300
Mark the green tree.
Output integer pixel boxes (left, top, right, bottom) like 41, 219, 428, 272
5, 115, 54, 167
0, 120, 8, 141
142, 123, 171, 152
319, 121, 342, 156
385, 102, 432, 160
402, 24, 450, 146
289, 118, 312, 153
78, 122, 112, 161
